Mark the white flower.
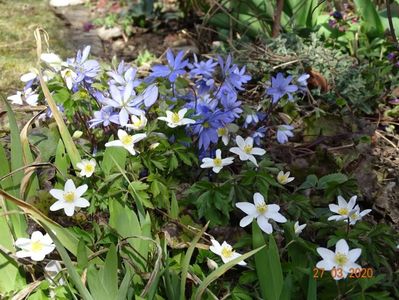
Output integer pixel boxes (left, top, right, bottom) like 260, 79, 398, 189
200, 149, 234, 173
294, 221, 306, 235
157, 108, 195, 128
14, 231, 55, 261
347, 205, 372, 225
209, 240, 246, 266
229, 136, 266, 167
328, 195, 367, 223
76, 159, 96, 178
125, 113, 147, 130
277, 171, 294, 185
60, 68, 77, 90
7, 91, 23, 105
217, 127, 230, 145
236, 192, 287, 234
24, 88, 39, 106
7, 88, 39, 106
316, 239, 362, 280
20, 71, 37, 83
45, 260, 64, 285
41, 53, 64, 71
49, 179, 90, 216
105, 130, 146, 155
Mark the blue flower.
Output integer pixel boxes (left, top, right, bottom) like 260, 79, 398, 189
89, 106, 119, 128
68, 46, 100, 88
252, 126, 267, 146
150, 49, 188, 82
218, 55, 251, 91
195, 78, 215, 95
108, 62, 141, 88
191, 113, 223, 150
266, 73, 298, 103
103, 82, 158, 126
244, 112, 266, 128
297, 73, 310, 93
189, 56, 217, 78
276, 124, 294, 144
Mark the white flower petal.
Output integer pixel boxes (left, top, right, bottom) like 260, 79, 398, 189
64, 179, 76, 193
347, 248, 361, 262
253, 193, 265, 206
49, 201, 65, 212
316, 259, 334, 271
75, 184, 88, 198
235, 202, 256, 215
316, 247, 335, 261
257, 216, 273, 234
335, 239, 349, 254
63, 205, 75, 217
239, 215, 254, 227
75, 198, 90, 208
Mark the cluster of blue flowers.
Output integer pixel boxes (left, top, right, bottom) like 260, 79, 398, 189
12, 46, 311, 151
85, 48, 310, 149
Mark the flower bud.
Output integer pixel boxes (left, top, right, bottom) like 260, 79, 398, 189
207, 258, 218, 270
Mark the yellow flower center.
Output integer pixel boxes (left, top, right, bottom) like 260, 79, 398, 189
243, 145, 253, 154
121, 134, 133, 146
350, 213, 358, 220
217, 128, 226, 136
133, 120, 143, 127
63, 192, 75, 203
256, 203, 268, 214
221, 246, 233, 259
171, 113, 180, 123
31, 241, 44, 252
338, 208, 349, 216
277, 174, 287, 184
334, 253, 348, 266
213, 158, 222, 167
84, 164, 94, 173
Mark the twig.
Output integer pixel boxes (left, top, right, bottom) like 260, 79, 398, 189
272, 0, 285, 37
386, 0, 398, 44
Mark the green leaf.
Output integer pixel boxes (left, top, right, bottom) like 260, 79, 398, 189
252, 222, 284, 300
54, 139, 69, 186
252, 221, 269, 300
354, 0, 384, 36
100, 244, 118, 297
101, 145, 127, 176
2, 99, 28, 238
307, 266, 317, 300
170, 191, 179, 219
77, 238, 88, 269
116, 268, 133, 300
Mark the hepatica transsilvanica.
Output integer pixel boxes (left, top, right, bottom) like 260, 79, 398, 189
8, 46, 311, 154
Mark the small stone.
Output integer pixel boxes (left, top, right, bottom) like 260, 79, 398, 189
97, 26, 123, 41
112, 40, 125, 52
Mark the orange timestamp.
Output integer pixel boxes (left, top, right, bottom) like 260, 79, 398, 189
313, 267, 374, 279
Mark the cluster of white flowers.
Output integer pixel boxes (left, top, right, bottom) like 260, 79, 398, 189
209, 192, 371, 273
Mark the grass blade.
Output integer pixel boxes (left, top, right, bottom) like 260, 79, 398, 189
194, 245, 265, 300
180, 222, 209, 300
34, 28, 81, 169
